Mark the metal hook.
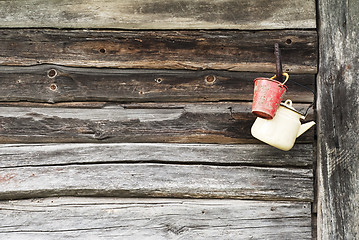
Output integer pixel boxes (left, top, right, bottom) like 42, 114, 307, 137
274, 43, 283, 82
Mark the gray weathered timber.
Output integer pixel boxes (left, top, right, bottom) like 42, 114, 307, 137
0, 143, 314, 168
0, 0, 316, 30
0, 65, 315, 103
0, 198, 312, 239
0, 29, 317, 73
317, 0, 359, 239
0, 102, 315, 144
0, 162, 313, 201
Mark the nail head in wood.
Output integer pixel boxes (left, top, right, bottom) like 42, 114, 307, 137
205, 75, 216, 84
49, 83, 57, 91
155, 78, 163, 83
47, 69, 57, 78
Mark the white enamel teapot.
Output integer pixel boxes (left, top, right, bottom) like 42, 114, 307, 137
251, 99, 315, 151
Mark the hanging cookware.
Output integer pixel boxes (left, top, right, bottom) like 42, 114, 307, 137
251, 99, 315, 151
251, 73, 289, 120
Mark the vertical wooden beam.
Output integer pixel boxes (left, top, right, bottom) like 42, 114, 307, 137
317, 0, 359, 239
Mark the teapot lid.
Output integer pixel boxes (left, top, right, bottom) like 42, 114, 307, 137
280, 100, 305, 117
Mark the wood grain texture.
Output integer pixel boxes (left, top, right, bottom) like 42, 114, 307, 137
0, 102, 315, 144
0, 0, 316, 29
0, 143, 314, 168
0, 29, 317, 73
0, 197, 312, 239
0, 163, 313, 201
0, 65, 316, 103
317, 0, 359, 239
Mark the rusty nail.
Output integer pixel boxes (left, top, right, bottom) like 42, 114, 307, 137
205, 75, 216, 83
50, 84, 57, 91
274, 43, 283, 82
155, 78, 163, 83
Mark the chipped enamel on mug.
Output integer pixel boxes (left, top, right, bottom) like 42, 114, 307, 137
251, 99, 316, 151
252, 73, 289, 119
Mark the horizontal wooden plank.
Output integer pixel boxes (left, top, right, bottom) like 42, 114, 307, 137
0, 197, 312, 239
0, 0, 316, 29
0, 29, 317, 73
0, 162, 313, 201
0, 102, 315, 144
0, 143, 314, 168
0, 65, 315, 103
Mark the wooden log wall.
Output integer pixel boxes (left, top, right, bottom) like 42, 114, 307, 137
0, 1, 317, 239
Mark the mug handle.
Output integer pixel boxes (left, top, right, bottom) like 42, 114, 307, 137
271, 73, 289, 85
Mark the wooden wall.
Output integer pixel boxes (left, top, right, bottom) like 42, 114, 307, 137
0, 1, 317, 239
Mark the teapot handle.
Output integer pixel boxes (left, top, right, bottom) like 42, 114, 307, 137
284, 99, 292, 107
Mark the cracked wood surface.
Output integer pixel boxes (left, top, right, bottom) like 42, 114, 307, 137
317, 0, 359, 239
0, 162, 313, 201
0, 143, 314, 168
0, 1, 318, 238
0, 143, 313, 201
0, 29, 317, 73
0, 65, 315, 103
0, 198, 312, 239
0, 102, 314, 144
0, 0, 316, 30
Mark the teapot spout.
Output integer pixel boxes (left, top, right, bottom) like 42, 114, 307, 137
297, 121, 316, 138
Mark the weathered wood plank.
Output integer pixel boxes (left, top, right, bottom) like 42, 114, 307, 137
0, 102, 315, 144
0, 65, 315, 103
0, 197, 312, 239
0, 0, 316, 29
317, 0, 359, 239
0, 29, 317, 73
0, 162, 313, 201
0, 143, 314, 168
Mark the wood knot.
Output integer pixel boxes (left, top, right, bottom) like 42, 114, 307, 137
165, 224, 186, 235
